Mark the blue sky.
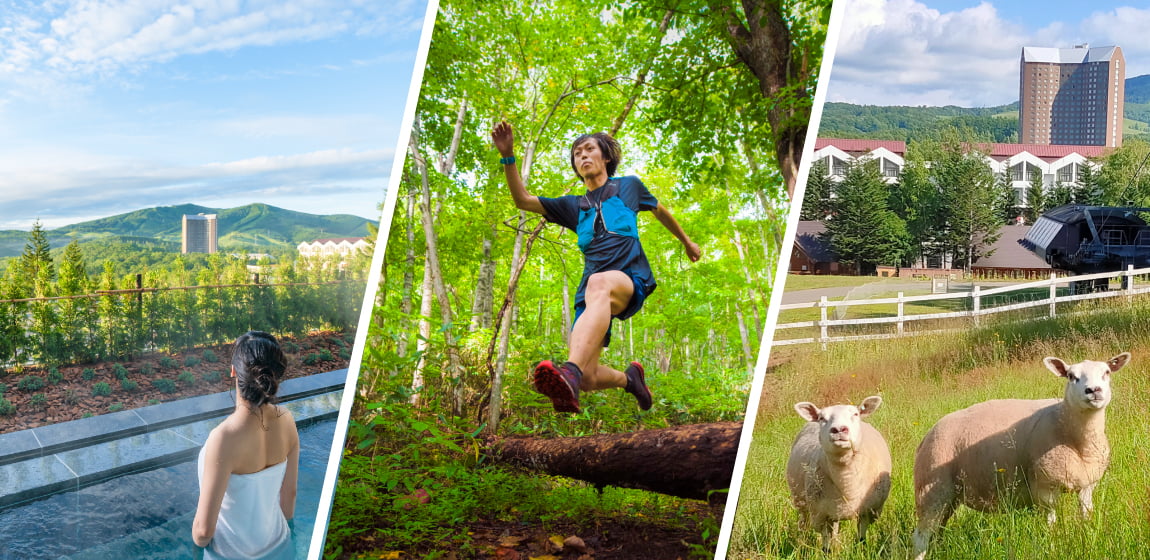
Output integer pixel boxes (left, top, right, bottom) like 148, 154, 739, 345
827, 0, 1150, 107
0, 0, 429, 230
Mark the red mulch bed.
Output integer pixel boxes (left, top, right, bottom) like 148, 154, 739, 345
0, 330, 354, 435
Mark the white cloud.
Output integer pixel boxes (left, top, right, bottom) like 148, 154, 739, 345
213, 114, 394, 143
0, 146, 393, 228
0, 0, 423, 86
828, 1, 1150, 107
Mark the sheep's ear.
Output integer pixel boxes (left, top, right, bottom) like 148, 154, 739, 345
1044, 357, 1070, 377
859, 396, 883, 418
1107, 352, 1132, 373
795, 402, 820, 422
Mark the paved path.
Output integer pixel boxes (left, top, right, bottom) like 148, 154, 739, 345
781, 279, 1026, 305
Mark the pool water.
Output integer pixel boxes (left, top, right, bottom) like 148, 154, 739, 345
0, 419, 335, 559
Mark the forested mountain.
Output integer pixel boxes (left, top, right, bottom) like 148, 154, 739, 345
820, 74, 1150, 143
818, 102, 1020, 142
0, 203, 377, 259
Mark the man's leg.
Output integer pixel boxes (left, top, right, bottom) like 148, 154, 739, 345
568, 270, 632, 391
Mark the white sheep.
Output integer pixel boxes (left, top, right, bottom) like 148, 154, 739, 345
911, 352, 1130, 560
787, 395, 892, 551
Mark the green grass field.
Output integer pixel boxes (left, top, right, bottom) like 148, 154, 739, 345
728, 297, 1150, 559
782, 275, 899, 292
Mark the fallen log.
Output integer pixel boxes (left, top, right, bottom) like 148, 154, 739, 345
488, 421, 742, 502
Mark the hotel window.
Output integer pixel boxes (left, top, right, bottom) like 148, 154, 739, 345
831, 156, 847, 176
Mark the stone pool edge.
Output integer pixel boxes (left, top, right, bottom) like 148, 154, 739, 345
0, 369, 347, 468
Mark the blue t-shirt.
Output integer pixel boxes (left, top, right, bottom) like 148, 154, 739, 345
539, 175, 659, 309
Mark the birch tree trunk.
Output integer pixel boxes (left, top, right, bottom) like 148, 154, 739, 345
469, 229, 497, 332
397, 187, 417, 361
731, 229, 762, 340
411, 262, 433, 406
734, 304, 753, 376
410, 115, 465, 415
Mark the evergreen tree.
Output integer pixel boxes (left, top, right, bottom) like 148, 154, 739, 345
1048, 181, 1073, 208
20, 220, 55, 290
799, 160, 833, 220
890, 140, 946, 266
934, 144, 1002, 271
823, 159, 910, 273
994, 173, 1021, 225
1024, 171, 1046, 223
1077, 163, 1104, 205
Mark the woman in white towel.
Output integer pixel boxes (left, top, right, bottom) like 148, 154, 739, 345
193, 331, 300, 559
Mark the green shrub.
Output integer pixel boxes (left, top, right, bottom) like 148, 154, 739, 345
159, 357, 178, 369
120, 379, 139, 392
152, 379, 178, 394
29, 393, 47, 408
47, 367, 63, 385
318, 349, 334, 361
202, 349, 219, 363
339, 347, 352, 360
184, 355, 201, 367
108, 402, 124, 413
82, 368, 95, 381
113, 364, 129, 380
82, 412, 93, 418
333, 338, 348, 348
177, 370, 196, 386
0, 382, 7, 396
91, 382, 112, 397
0, 398, 14, 415
202, 370, 223, 383
139, 363, 155, 376
148, 399, 161, 405
302, 353, 319, 366
18, 375, 45, 392
281, 341, 299, 354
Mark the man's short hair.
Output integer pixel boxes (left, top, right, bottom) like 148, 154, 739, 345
570, 132, 621, 178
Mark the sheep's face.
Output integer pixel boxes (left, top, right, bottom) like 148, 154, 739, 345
1044, 353, 1131, 411
795, 396, 882, 452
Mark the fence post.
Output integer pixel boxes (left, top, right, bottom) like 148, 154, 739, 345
135, 274, 143, 306
1049, 272, 1057, 318
897, 292, 904, 336
819, 296, 828, 351
972, 286, 981, 327
1127, 264, 1135, 302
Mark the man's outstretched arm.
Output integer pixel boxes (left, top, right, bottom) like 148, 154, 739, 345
651, 203, 701, 262
491, 121, 546, 215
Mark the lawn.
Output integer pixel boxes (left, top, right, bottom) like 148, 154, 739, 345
782, 275, 900, 292
728, 297, 1150, 559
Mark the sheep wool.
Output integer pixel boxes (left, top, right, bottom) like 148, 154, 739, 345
786, 395, 892, 552
911, 352, 1130, 560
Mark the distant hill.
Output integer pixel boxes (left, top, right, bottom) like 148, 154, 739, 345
819, 74, 1150, 143
818, 102, 1020, 142
0, 203, 377, 259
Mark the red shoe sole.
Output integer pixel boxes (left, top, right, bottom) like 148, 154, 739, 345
533, 361, 581, 413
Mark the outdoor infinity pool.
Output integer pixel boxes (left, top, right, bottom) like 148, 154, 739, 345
0, 419, 336, 559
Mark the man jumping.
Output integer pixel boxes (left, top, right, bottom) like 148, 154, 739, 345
491, 121, 701, 413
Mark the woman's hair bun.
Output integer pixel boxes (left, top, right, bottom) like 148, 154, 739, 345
232, 331, 287, 407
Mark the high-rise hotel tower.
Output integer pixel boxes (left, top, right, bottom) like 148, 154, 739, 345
1019, 44, 1124, 147
182, 213, 218, 254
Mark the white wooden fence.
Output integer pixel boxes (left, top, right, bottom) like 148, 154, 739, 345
774, 265, 1150, 347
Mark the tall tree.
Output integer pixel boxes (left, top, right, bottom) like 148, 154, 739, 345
934, 145, 1002, 271
823, 159, 909, 273
799, 160, 833, 220
1024, 171, 1046, 223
